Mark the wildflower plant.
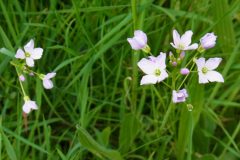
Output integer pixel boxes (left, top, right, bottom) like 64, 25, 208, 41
10, 39, 56, 115
128, 30, 223, 109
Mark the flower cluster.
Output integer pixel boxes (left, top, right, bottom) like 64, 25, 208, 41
127, 30, 224, 108
12, 39, 56, 114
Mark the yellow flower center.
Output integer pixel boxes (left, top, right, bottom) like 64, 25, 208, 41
155, 69, 161, 76
202, 67, 208, 74
25, 52, 31, 57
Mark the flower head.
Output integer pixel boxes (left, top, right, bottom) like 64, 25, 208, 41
200, 33, 217, 49
127, 30, 150, 53
170, 30, 198, 51
137, 52, 168, 85
195, 57, 224, 84
22, 96, 38, 114
15, 39, 43, 67
41, 72, 56, 89
172, 89, 188, 103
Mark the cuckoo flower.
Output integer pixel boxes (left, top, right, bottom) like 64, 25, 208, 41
195, 57, 224, 84
127, 30, 150, 53
170, 30, 198, 51
15, 39, 43, 67
172, 89, 188, 103
22, 96, 38, 114
41, 72, 56, 89
200, 33, 217, 50
137, 52, 168, 85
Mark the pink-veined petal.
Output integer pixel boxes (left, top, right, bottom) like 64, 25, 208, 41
198, 72, 209, 84
15, 48, 25, 59
205, 58, 222, 70
140, 75, 158, 85
172, 30, 181, 46
24, 39, 34, 51
43, 79, 53, 89
134, 30, 147, 44
206, 71, 224, 83
195, 58, 205, 71
31, 48, 43, 59
181, 30, 193, 46
137, 58, 156, 75
26, 58, 34, 67
184, 43, 198, 50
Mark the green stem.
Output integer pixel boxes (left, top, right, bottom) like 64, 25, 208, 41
187, 112, 193, 160
15, 67, 27, 97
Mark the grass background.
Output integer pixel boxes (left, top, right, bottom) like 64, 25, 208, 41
0, 0, 240, 159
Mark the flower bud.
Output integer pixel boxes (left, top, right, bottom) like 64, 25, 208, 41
180, 68, 190, 75
200, 33, 217, 50
19, 75, 25, 81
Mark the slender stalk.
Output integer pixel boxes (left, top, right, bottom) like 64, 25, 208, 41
187, 112, 193, 160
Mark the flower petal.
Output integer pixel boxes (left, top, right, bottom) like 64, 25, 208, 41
157, 69, 168, 82
198, 72, 209, 84
137, 58, 156, 75
45, 72, 56, 79
184, 43, 198, 50
31, 48, 43, 59
23, 100, 38, 114
43, 79, 53, 89
206, 71, 224, 83
205, 58, 222, 70
140, 75, 158, 85
24, 39, 34, 51
15, 49, 25, 59
155, 52, 166, 68
26, 58, 34, 67
172, 30, 181, 46
134, 30, 147, 44
195, 58, 205, 71
181, 30, 193, 46
127, 38, 143, 50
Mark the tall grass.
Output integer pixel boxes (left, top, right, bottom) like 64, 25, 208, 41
0, 0, 240, 159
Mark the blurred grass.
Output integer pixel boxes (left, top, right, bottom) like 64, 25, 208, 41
0, 0, 240, 159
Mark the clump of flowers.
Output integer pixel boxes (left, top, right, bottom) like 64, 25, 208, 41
11, 39, 56, 115
127, 30, 223, 110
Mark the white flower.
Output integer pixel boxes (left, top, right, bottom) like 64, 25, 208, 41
170, 30, 198, 51
200, 33, 217, 49
137, 52, 168, 85
42, 72, 56, 89
22, 98, 38, 114
127, 30, 150, 52
172, 89, 188, 103
15, 39, 43, 67
195, 57, 224, 84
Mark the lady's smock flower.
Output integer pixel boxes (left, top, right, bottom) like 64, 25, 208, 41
22, 97, 38, 114
15, 39, 43, 67
127, 30, 150, 53
137, 52, 168, 85
200, 33, 217, 50
170, 30, 198, 51
41, 72, 56, 89
172, 89, 188, 103
195, 57, 224, 84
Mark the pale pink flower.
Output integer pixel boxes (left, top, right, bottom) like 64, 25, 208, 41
137, 52, 168, 85
127, 30, 149, 51
195, 57, 224, 84
172, 89, 188, 103
200, 33, 217, 49
170, 30, 198, 51
15, 39, 43, 67
42, 72, 56, 89
23, 98, 38, 114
